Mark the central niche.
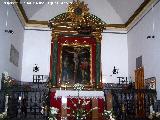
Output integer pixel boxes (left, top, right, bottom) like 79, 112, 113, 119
61, 45, 91, 85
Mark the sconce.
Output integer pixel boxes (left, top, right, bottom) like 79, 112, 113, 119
147, 35, 155, 39
33, 64, 39, 72
5, 29, 14, 34
112, 66, 119, 74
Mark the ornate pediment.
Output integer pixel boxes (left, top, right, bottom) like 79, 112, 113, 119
67, 0, 89, 22
49, 0, 106, 35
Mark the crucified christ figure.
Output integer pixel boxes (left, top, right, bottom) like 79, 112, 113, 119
65, 47, 86, 82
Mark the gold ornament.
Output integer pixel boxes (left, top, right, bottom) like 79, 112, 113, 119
67, 0, 89, 22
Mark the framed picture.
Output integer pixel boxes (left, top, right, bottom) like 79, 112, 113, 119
10, 44, 19, 67
61, 45, 91, 86
50, 36, 102, 89
145, 77, 156, 90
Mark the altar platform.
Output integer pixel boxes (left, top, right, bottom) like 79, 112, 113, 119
50, 89, 105, 120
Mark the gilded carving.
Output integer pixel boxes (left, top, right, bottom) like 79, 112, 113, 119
49, 0, 106, 40
49, 1, 104, 89
67, 0, 89, 23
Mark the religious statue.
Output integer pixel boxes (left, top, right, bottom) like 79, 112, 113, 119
80, 58, 89, 83
62, 57, 69, 82
65, 47, 87, 82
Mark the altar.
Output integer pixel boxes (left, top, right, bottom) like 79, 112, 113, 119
48, 0, 105, 89
48, 0, 106, 119
50, 89, 105, 119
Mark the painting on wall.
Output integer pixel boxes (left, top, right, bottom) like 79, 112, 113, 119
61, 45, 91, 85
10, 44, 19, 67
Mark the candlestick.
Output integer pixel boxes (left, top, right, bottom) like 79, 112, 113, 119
5, 95, 9, 112
151, 3, 155, 34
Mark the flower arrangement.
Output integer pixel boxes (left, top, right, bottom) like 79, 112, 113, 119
73, 83, 84, 91
103, 109, 115, 120
0, 112, 7, 120
68, 98, 97, 120
148, 112, 160, 120
67, 83, 98, 120
2, 72, 9, 80
2, 71, 20, 93
48, 107, 59, 120
2, 72, 13, 89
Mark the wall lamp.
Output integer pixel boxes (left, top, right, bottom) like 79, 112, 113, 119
5, 29, 14, 34
147, 35, 155, 39
112, 66, 119, 74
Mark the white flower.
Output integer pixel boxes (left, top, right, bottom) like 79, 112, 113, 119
156, 112, 160, 117
41, 106, 44, 114
50, 107, 59, 115
82, 102, 86, 106
49, 118, 53, 120
83, 101, 90, 105
109, 115, 115, 120
3, 71, 9, 80
0, 111, 7, 118
86, 101, 90, 105
104, 109, 115, 120
73, 83, 84, 90
3, 71, 8, 76
92, 107, 98, 110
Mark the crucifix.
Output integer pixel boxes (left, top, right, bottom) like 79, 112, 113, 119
65, 47, 86, 82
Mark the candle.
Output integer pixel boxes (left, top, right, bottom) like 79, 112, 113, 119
151, 3, 155, 34
5, 95, 9, 112
5, 6, 9, 27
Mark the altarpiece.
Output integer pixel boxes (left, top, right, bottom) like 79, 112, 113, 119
48, 1, 106, 119
49, 0, 106, 89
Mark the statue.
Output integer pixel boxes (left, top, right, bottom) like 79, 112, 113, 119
62, 56, 69, 82
80, 58, 89, 83
65, 48, 86, 82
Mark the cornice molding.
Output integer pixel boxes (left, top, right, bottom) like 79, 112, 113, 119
12, 0, 156, 31
125, 0, 151, 27
126, 0, 156, 31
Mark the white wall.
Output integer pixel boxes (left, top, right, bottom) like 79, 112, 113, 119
101, 32, 128, 83
128, 1, 160, 99
21, 30, 51, 82
21, 30, 128, 84
29, 0, 123, 24
0, 1, 24, 88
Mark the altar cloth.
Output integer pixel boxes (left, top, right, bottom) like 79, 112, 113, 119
54, 90, 104, 98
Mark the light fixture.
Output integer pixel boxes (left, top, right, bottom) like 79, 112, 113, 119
112, 66, 119, 74
147, 35, 155, 39
5, 29, 14, 34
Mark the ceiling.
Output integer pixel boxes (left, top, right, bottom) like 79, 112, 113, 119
15, 0, 155, 30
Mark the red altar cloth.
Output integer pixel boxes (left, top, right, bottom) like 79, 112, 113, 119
50, 91, 62, 112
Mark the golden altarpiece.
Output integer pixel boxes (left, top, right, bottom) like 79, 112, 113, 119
49, 0, 106, 119
49, 0, 106, 89
48, 1, 106, 119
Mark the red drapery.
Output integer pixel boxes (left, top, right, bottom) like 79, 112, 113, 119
50, 91, 62, 113
67, 98, 78, 114
98, 98, 104, 113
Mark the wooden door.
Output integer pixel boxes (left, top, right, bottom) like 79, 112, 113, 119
135, 67, 145, 118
